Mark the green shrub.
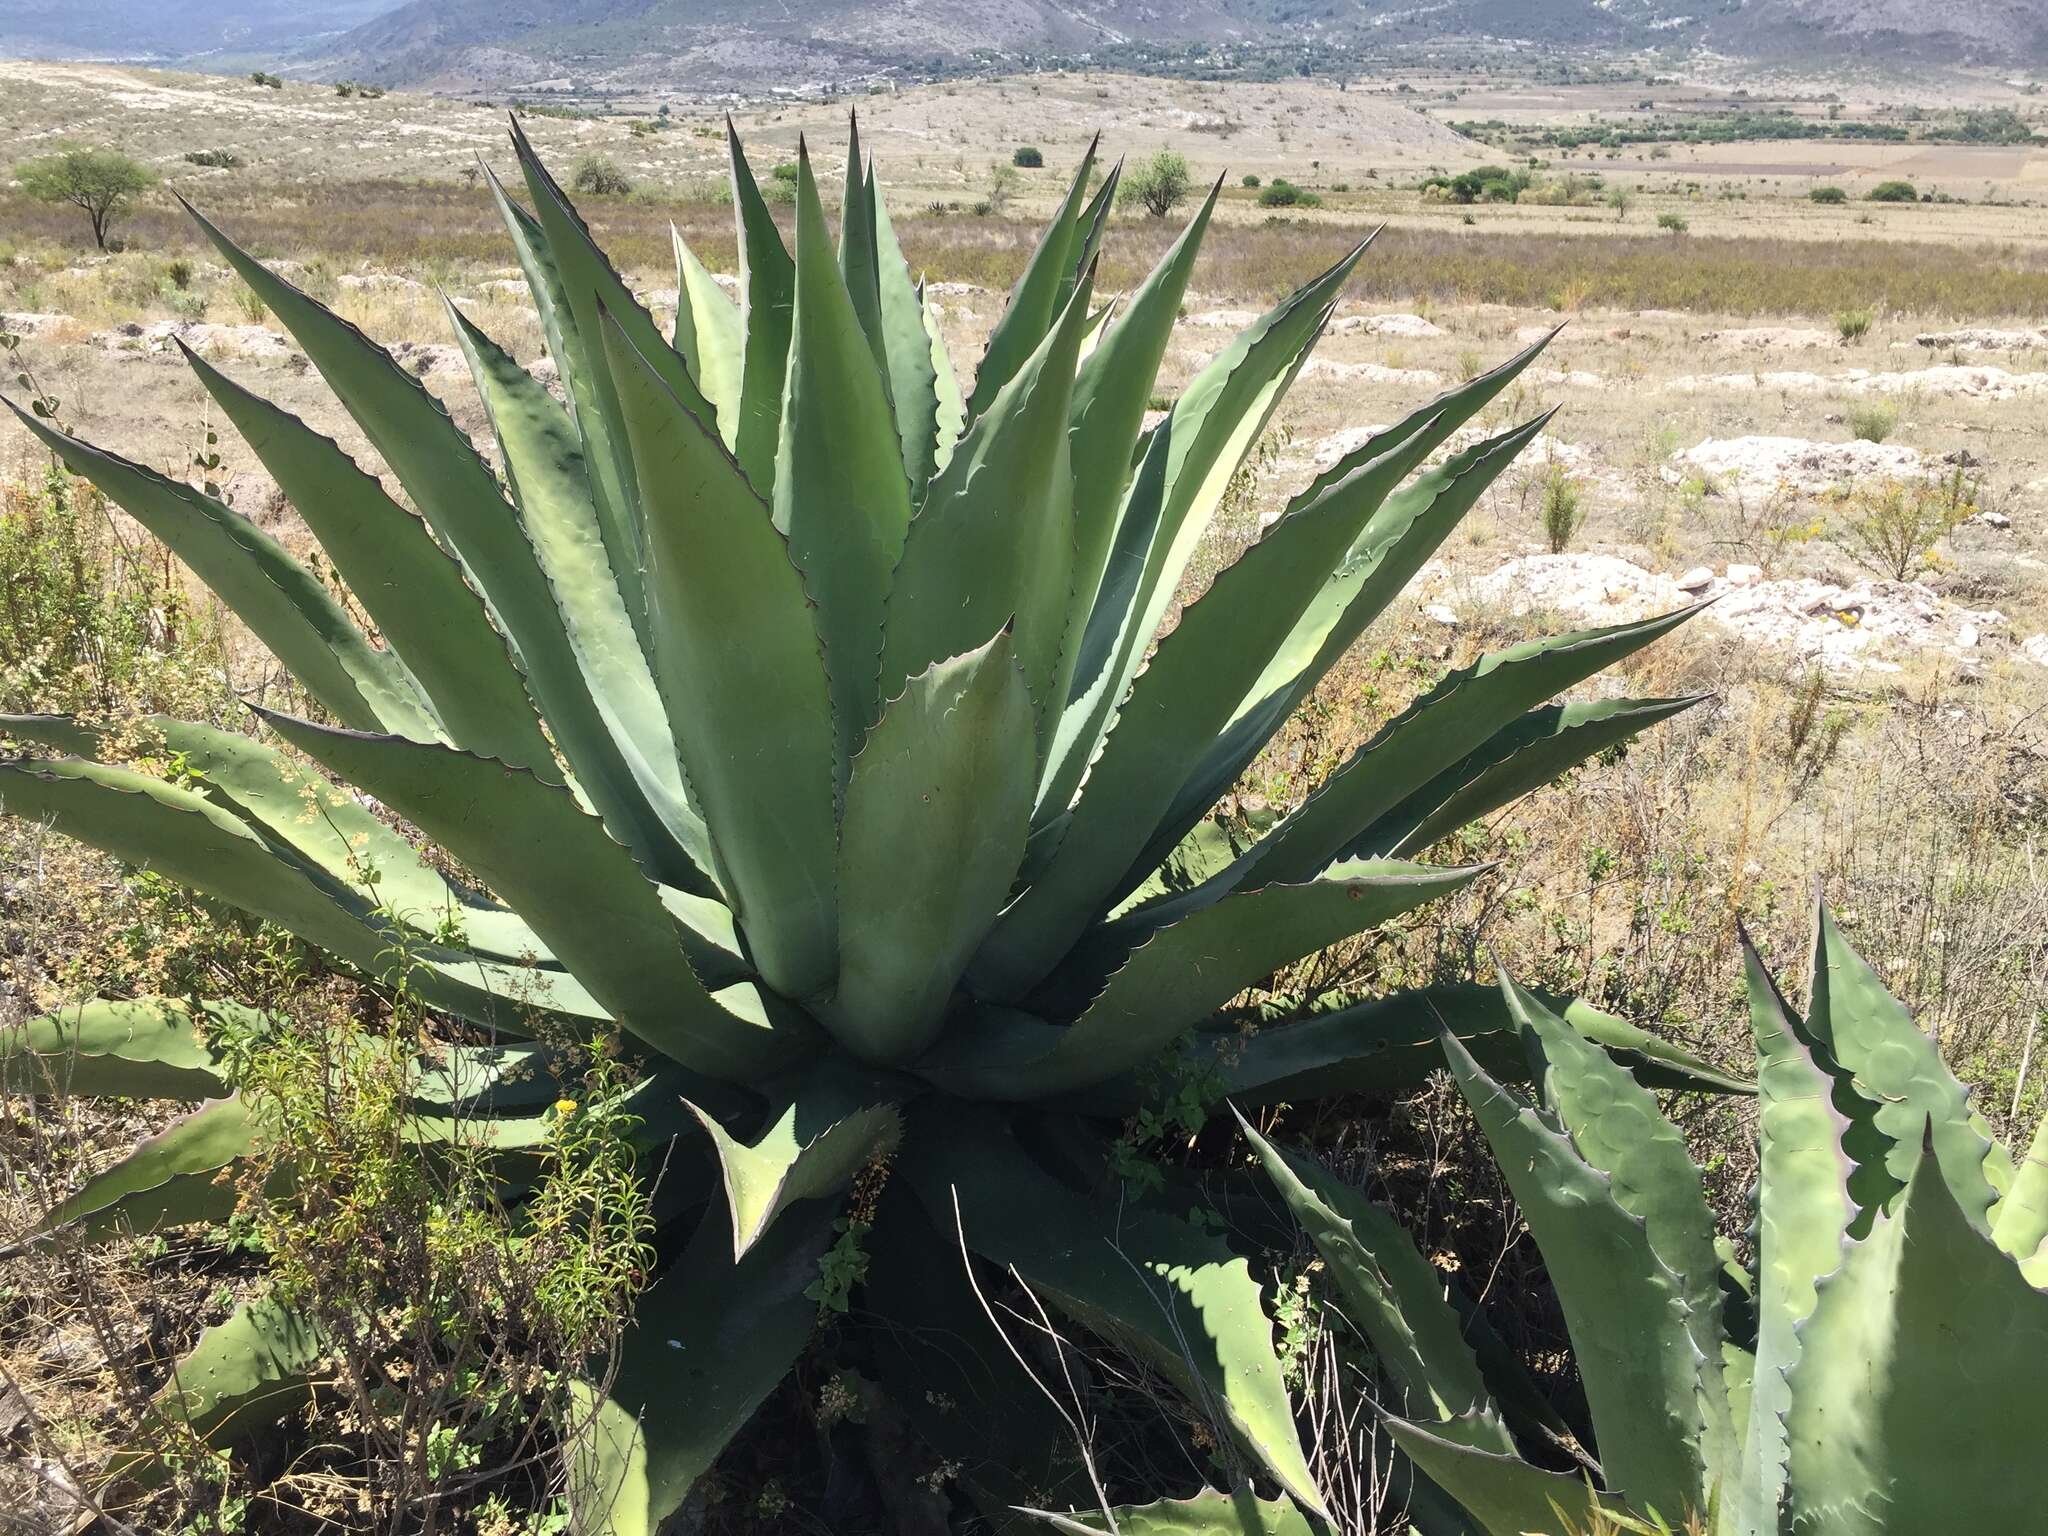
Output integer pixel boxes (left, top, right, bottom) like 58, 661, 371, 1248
249, 71, 282, 89
1242, 172, 1262, 188
1835, 307, 1874, 341
1541, 464, 1583, 552
1656, 211, 1689, 234
1837, 470, 1972, 579
1847, 398, 1898, 443
16, 144, 156, 251
182, 148, 243, 169
1258, 179, 1321, 208
770, 160, 800, 183
1810, 184, 1848, 204
1868, 179, 1918, 202
1118, 148, 1193, 218
1011, 145, 1043, 168
569, 154, 631, 196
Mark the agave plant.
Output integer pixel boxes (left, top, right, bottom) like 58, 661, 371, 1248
1247, 903, 2048, 1536
1, 123, 1737, 1528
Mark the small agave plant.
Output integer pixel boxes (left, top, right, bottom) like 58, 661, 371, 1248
1247, 902, 2048, 1536
3, 122, 1738, 1529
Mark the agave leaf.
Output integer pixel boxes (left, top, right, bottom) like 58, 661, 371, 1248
831, 631, 1035, 1062
1383, 1418, 1608, 1536
182, 197, 688, 882
7, 402, 433, 740
1236, 602, 1707, 890
569, 1196, 835, 1535
1008, 416, 1443, 950
967, 136, 1098, 418
872, 174, 947, 488
1036, 238, 1372, 837
879, 257, 1096, 739
1783, 1142, 2048, 1536
1804, 900, 2005, 1231
180, 343, 559, 773
834, 119, 892, 393
1238, 1113, 1512, 1447
3, 997, 241, 1100
43, 1095, 256, 1242
779, 143, 915, 778
1734, 934, 1856, 1536
727, 120, 796, 495
1442, 1028, 1705, 1521
1356, 695, 1708, 859
253, 710, 798, 1082
929, 860, 1481, 1101
0, 757, 597, 1031
921, 280, 966, 476
690, 1062, 900, 1258
1145, 410, 1560, 862
601, 310, 840, 1004
510, 115, 719, 620
446, 301, 716, 891
915, 1106, 1328, 1519
670, 223, 744, 442
5, 712, 555, 964
1027, 1488, 1316, 1534
1064, 175, 1220, 653
1992, 1110, 2048, 1262
112, 1296, 329, 1483
1507, 977, 1735, 1490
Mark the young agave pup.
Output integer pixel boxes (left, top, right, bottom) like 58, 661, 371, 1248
2, 121, 1739, 1529
1247, 903, 2048, 1536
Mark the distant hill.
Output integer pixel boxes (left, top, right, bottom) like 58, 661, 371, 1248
3, 0, 2043, 93
0, 1, 401, 67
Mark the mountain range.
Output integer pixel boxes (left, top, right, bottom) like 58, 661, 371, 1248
2, 0, 2043, 94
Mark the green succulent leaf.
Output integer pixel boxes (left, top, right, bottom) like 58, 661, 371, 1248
779, 142, 916, 778
832, 629, 1036, 1062
727, 120, 796, 494
569, 1196, 836, 1535
179, 342, 558, 772
601, 309, 840, 1003
112, 1296, 328, 1484
43, 1094, 257, 1242
929, 859, 1484, 1099
1238, 1112, 1511, 1446
2, 997, 241, 1100
916, 1106, 1327, 1520
670, 223, 745, 442
1735, 932, 1857, 1536
872, 172, 950, 488
1991, 1109, 2048, 1263
690, 1062, 900, 1258
967, 136, 1098, 418
1804, 901, 2005, 1232
1384, 1417, 1610, 1536
1027, 1488, 1316, 1535
1442, 1024, 1705, 1522
1783, 1141, 2048, 1536
1507, 977, 1735, 1490
880, 255, 1096, 739
6, 400, 433, 739
1239, 602, 1707, 889
252, 709, 795, 1081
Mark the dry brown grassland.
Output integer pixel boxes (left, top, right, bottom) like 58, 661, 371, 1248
0, 57, 2045, 1534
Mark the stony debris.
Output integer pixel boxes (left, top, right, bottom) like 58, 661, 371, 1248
1185, 308, 1261, 330
1332, 312, 1444, 339
337, 272, 425, 294
1669, 435, 1931, 502
1914, 327, 2048, 353
1669, 365, 2048, 400
1427, 553, 2008, 674
2022, 635, 2048, 668
1698, 326, 1837, 351
95, 319, 297, 361
1300, 358, 1445, 388
386, 340, 467, 379
0, 311, 70, 338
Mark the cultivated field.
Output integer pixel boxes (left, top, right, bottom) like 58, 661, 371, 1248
2, 57, 2046, 1534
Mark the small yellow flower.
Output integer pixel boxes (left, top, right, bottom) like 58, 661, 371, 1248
554, 1098, 578, 1116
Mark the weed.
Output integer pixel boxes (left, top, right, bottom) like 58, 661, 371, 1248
1541, 463, 1584, 552
1834, 470, 1973, 580
1834, 307, 1874, 341
569, 155, 630, 197
1657, 212, 1689, 235
1847, 399, 1898, 443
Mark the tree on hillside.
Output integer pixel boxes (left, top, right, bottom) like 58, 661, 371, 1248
1120, 149, 1192, 219
17, 146, 155, 250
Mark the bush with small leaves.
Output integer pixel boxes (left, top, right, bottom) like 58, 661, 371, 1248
1118, 148, 1192, 218
1541, 463, 1583, 552
569, 154, 631, 197
1011, 145, 1043, 168
1810, 185, 1848, 204
1656, 211, 1688, 234
1835, 307, 1874, 341
1868, 179, 1918, 202
1847, 398, 1898, 443
16, 145, 155, 251
249, 71, 282, 89
1242, 173, 1262, 188
183, 149, 243, 169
